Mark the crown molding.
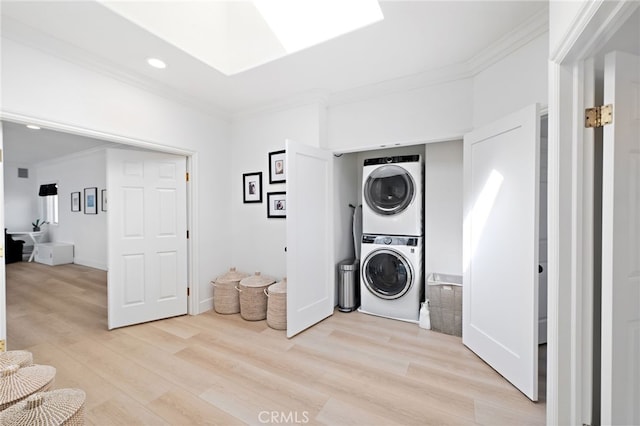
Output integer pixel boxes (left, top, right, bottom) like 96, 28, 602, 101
325, 8, 548, 110
231, 89, 330, 121
327, 61, 473, 108
1, 17, 232, 121
468, 7, 549, 75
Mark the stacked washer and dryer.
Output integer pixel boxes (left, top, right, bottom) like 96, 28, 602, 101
359, 155, 424, 323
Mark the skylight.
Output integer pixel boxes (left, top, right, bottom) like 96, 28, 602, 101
100, 0, 384, 76
253, 0, 384, 54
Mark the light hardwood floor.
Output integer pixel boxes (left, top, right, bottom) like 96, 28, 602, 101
6, 262, 546, 425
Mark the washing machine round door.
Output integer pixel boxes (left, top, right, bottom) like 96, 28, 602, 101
363, 249, 413, 300
364, 165, 415, 216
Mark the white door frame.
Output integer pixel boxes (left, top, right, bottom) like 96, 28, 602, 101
548, 1, 639, 424
0, 111, 200, 317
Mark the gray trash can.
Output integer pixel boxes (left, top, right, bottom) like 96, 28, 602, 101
338, 259, 360, 312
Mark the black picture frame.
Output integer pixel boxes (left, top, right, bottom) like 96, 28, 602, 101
243, 172, 263, 203
71, 192, 81, 212
268, 150, 286, 184
84, 187, 98, 215
267, 191, 286, 218
101, 189, 107, 212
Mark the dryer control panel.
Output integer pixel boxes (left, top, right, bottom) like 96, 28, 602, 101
362, 234, 418, 246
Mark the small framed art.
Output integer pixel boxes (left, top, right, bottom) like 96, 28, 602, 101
268, 150, 286, 184
243, 172, 263, 203
71, 192, 81, 212
101, 189, 108, 212
267, 191, 286, 218
84, 187, 98, 215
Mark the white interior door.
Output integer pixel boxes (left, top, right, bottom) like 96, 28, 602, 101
107, 149, 188, 330
0, 124, 6, 348
463, 104, 540, 401
286, 139, 334, 338
601, 51, 640, 426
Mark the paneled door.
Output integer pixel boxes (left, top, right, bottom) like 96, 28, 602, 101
463, 104, 540, 401
286, 139, 334, 338
600, 51, 640, 425
107, 149, 188, 329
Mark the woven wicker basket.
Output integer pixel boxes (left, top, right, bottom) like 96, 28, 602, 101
266, 278, 287, 330
0, 351, 33, 369
212, 267, 249, 314
0, 364, 56, 411
0, 388, 86, 426
237, 272, 275, 321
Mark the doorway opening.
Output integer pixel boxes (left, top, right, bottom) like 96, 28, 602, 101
1, 118, 196, 334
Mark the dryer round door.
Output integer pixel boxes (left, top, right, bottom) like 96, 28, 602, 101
364, 165, 416, 216
362, 249, 413, 300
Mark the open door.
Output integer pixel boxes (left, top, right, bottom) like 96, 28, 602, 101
463, 104, 540, 401
0, 124, 6, 350
600, 51, 640, 425
107, 149, 188, 330
286, 139, 334, 338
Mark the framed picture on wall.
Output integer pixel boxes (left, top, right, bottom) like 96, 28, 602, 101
84, 187, 98, 215
268, 150, 286, 184
267, 191, 286, 218
101, 189, 108, 212
242, 172, 262, 203
71, 192, 81, 212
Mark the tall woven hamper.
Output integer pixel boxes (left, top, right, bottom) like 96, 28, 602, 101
0, 388, 86, 426
266, 278, 287, 330
212, 267, 249, 314
237, 272, 275, 321
0, 364, 56, 411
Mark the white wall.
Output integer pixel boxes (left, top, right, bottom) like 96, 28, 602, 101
472, 33, 549, 128
36, 149, 107, 269
229, 103, 323, 279
424, 140, 463, 277
4, 163, 37, 231
549, 1, 589, 58
327, 78, 473, 151
1, 38, 232, 313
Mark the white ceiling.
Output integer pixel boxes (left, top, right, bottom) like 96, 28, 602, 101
1, 1, 549, 163
1, 1, 548, 115
2, 121, 114, 166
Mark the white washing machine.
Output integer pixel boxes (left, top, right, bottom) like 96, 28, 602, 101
359, 234, 423, 323
362, 155, 423, 236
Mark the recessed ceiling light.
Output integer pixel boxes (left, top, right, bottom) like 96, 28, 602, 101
147, 58, 167, 69
26, 124, 41, 130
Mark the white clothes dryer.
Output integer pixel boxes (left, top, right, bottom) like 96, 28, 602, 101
359, 234, 423, 323
362, 155, 423, 236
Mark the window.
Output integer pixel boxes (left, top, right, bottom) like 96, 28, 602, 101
39, 183, 58, 225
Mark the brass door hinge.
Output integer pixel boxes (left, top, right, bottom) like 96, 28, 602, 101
186, 172, 190, 182
187, 287, 190, 296
0, 149, 3, 163
585, 104, 613, 128
0, 340, 5, 352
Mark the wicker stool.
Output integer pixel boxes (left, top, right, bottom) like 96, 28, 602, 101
237, 272, 275, 321
0, 351, 33, 369
266, 278, 287, 330
0, 388, 86, 426
0, 364, 56, 411
212, 267, 249, 314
